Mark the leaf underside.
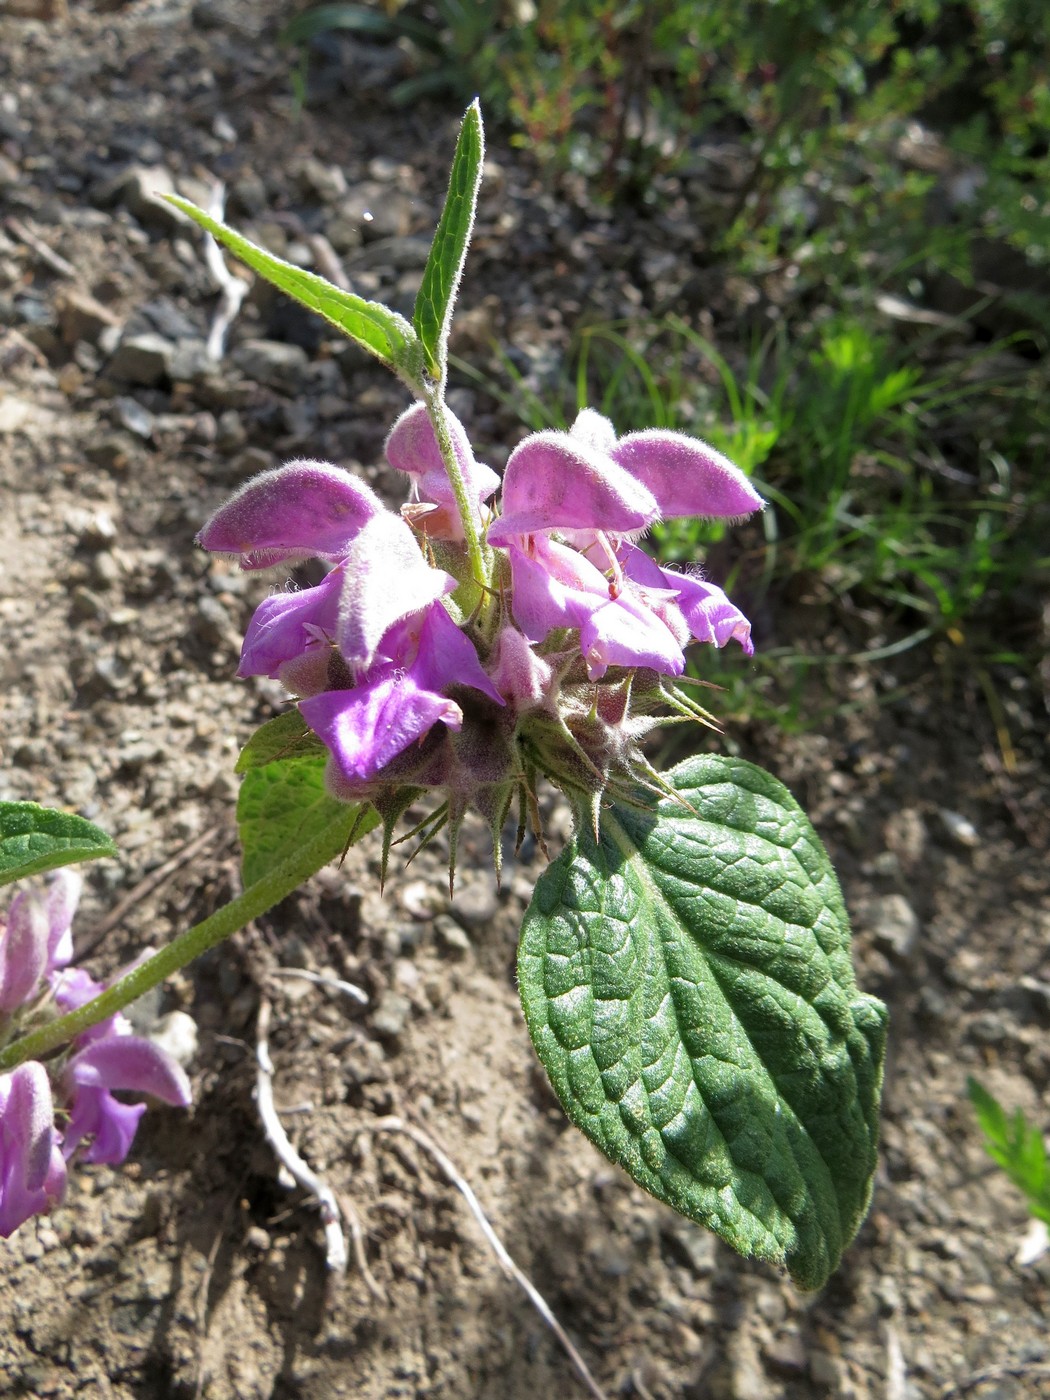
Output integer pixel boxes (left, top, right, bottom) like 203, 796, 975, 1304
518, 754, 887, 1290
0, 802, 117, 887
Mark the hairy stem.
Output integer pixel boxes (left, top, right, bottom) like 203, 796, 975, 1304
423, 385, 490, 591
0, 810, 358, 1072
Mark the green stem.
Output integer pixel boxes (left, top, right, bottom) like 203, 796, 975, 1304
0, 810, 358, 1074
423, 384, 489, 590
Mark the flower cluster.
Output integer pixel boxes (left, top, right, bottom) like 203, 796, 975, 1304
0, 872, 192, 1237
199, 403, 763, 854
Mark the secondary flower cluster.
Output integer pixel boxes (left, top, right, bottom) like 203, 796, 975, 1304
199, 403, 762, 845
0, 872, 192, 1237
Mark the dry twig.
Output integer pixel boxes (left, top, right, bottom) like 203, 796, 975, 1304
255, 997, 347, 1278
363, 1114, 610, 1400
267, 967, 368, 1004
5, 214, 77, 278
335, 1189, 388, 1305
202, 182, 250, 360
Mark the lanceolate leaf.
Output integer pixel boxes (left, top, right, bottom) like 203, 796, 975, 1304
165, 195, 424, 388
518, 754, 887, 1290
413, 100, 484, 383
237, 751, 378, 888
0, 802, 117, 887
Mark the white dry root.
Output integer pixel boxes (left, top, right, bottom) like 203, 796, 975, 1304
254, 996, 348, 1277
254, 979, 608, 1398
202, 182, 250, 361
362, 1116, 611, 1400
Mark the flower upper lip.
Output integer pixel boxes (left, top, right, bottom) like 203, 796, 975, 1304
195, 460, 384, 569
486, 411, 764, 549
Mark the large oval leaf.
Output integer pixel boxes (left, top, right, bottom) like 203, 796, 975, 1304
518, 754, 887, 1290
0, 802, 117, 888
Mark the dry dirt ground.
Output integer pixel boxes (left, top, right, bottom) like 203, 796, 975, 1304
1, 3, 1049, 1398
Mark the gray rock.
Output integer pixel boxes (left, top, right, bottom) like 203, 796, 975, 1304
107, 333, 174, 386
867, 893, 920, 961
451, 877, 498, 931
434, 915, 471, 958
168, 338, 215, 382
296, 156, 347, 205
370, 989, 412, 1040
196, 595, 236, 648
112, 396, 155, 439
231, 338, 309, 391
56, 289, 121, 347
336, 184, 413, 245
349, 235, 432, 272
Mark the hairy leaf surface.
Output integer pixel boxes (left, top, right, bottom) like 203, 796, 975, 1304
413, 100, 484, 382
166, 196, 423, 386
0, 802, 117, 887
237, 752, 376, 888
518, 754, 887, 1289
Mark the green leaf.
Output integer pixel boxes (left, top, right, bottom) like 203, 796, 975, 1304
280, 3, 447, 55
235, 711, 326, 775
165, 195, 424, 389
236, 751, 377, 888
0, 802, 117, 888
518, 754, 887, 1290
968, 1077, 1050, 1224
413, 100, 484, 383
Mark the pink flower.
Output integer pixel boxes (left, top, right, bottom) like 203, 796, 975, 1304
52, 965, 192, 1167
488, 410, 762, 678
386, 402, 500, 541
0, 1062, 66, 1237
198, 459, 505, 786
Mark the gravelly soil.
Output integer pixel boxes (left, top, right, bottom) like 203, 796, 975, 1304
1, 3, 1049, 1398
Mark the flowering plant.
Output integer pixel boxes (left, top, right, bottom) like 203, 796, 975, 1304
0, 104, 885, 1291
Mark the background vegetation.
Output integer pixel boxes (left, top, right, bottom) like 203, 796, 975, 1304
286, 0, 1048, 745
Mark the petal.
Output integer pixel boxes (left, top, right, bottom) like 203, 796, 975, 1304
66, 1035, 192, 1107
506, 537, 614, 643
487, 432, 659, 544
1, 1062, 57, 1193
579, 595, 686, 680
410, 605, 505, 706
237, 566, 343, 679
336, 512, 455, 671
386, 403, 500, 523
0, 892, 48, 1013
568, 407, 618, 454
488, 627, 554, 711
611, 430, 764, 519
196, 461, 383, 569
50, 967, 129, 1044
301, 674, 463, 783
659, 567, 754, 655
45, 868, 81, 971
63, 1086, 145, 1166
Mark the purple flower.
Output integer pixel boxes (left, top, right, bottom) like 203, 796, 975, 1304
301, 597, 504, 795
199, 458, 505, 790
51, 965, 192, 1167
487, 409, 761, 676
0, 1062, 66, 1237
196, 460, 383, 569
0, 869, 82, 1015
61, 1037, 191, 1166
386, 402, 500, 541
